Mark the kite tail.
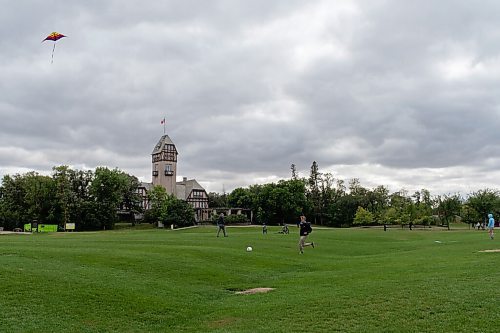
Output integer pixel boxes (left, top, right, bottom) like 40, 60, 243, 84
51, 43, 56, 64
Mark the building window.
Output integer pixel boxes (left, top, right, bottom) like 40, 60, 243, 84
164, 164, 174, 176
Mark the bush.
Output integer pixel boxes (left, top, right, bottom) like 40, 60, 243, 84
223, 214, 249, 225
0, 209, 21, 230
421, 216, 433, 226
143, 210, 158, 224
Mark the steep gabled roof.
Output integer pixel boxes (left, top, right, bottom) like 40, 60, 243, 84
139, 182, 154, 191
152, 135, 177, 154
176, 178, 206, 200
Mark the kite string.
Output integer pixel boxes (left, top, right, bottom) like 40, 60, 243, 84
51, 43, 56, 64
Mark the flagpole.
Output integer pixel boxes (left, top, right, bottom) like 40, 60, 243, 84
163, 117, 166, 134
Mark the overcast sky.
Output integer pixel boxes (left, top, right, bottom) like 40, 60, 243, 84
2, 0, 500, 195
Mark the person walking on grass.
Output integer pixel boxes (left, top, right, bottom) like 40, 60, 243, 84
298, 215, 314, 254
216, 213, 227, 237
487, 213, 495, 240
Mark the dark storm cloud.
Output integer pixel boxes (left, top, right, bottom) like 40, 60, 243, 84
2, 0, 500, 194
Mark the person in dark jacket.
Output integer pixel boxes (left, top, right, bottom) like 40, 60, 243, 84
298, 215, 314, 254
216, 213, 227, 237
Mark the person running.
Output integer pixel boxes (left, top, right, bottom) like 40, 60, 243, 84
487, 213, 495, 240
216, 213, 227, 237
298, 215, 314, 254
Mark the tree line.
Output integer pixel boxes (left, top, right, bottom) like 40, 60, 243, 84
0, 166, 194, 231
208, 162, 500, 228
2, 162, 500, 230
0, 166, 143, 231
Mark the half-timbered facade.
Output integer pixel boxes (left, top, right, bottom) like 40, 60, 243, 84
151, 135, 178, 196
138, 134, 209, 222
176, 177, 209, 221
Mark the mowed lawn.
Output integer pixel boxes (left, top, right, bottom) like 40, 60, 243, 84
0, 225, 499, 333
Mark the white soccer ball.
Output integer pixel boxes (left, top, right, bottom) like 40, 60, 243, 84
246, 246, 253, 252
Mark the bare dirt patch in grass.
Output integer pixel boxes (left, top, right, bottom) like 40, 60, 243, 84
235, 287, 274, 295
478, 249, 500, 253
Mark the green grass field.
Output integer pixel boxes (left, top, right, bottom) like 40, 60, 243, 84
1, 225, 498, 332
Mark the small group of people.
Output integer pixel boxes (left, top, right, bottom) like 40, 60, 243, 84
475, 222, 486, 230
262, 223, 289, 234
215, 212, 316, 254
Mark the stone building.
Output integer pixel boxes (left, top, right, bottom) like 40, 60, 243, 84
138, 135, 209, 222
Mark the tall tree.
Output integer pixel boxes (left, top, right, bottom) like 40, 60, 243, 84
389, 190, 413, 225
366, 185, 389, 223
353, 206, 374, 226
162, 194, 195, 228
0, 174, 28, 229
227, 187, 253, 208
307, 161, 322, 224
208, 192, 227, 208
466, 189, 500, 225
436, 194, 462, 229
120, 174, 142, 215
291, 163, 298, 180
52, 166, 73, 228
145, 185, 168, 224
90, 167, 130, 230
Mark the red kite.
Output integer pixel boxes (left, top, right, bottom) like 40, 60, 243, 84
42, 32, 66, 63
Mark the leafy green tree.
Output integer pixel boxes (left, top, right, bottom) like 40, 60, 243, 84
414, 189, 434, 223
119, 174, 142, 224
383, 207, 399, 225
146, 185, 168, 224
436, 194, 462, 229
227, 187, 253, 208
461, 204, 480, 228
307, 161, 322, 224
89, 167, 131, 230
162, 195, 195, 228
353, 206, 374, 226
273, 179, 307, 225
366, 185, 389, 223
243, 179, 306, 225
466, 189, 500, 225
68, 169, 94, 230
208, 192, 227, 208
389, 190, 412, 225
0, 174, 27, 229
327, 194, 359, 227
23, 172, 58, 225
52, 166, 74, 228
320, 173, 342, 223
291, 163, 298, 180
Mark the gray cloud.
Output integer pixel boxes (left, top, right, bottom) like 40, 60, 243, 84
2, 0, 500, 195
